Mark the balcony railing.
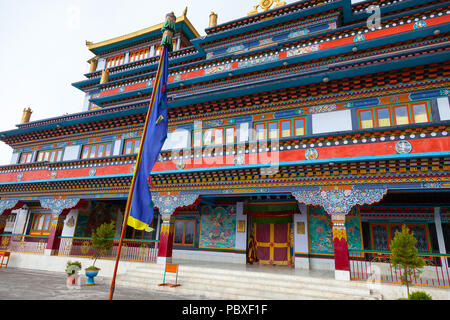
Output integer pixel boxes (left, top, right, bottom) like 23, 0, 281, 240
349, 249, 450, 288
0, 234, 48, 254
57, 236, 159, 263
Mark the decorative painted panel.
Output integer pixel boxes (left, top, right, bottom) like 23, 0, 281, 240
74, 201, 119, 237
308, 207, 363, 255
199, 205, 236, 249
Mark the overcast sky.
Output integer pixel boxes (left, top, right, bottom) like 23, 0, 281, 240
0, 0, 364, 166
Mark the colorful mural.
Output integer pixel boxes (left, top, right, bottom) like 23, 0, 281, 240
74, 201, 119, 237
199, 205, 236, 248
308, 207, 363, 255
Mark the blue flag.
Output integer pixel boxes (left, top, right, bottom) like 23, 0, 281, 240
127, 49, 169, 231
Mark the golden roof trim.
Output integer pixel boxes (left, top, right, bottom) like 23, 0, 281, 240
86, 15, 200, 51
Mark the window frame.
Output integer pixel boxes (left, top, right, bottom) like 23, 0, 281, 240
81, 142, 113, 159
358, 109, 375, 129
410, 102, 430, 124
254, 123, 266, 141
393, 104, 411, 126
36, 149, 63, 163
225, 127, 235, 145
293, 117, 306, 137
122, 138, 141, 155
29, 213, 52, 236
267, 121, 279, 140
280, 119, 292, 138
173, 219, 196, 246
106, 54, 125, 68
19, 152, 33, 164
375, 107, 392, 128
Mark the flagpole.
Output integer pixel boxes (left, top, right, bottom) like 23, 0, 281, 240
108, 13, 173, 299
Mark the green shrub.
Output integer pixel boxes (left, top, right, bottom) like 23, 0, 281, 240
408, 291, 432, 300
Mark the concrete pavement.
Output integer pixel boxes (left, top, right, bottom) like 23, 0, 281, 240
0, 267, 210, 300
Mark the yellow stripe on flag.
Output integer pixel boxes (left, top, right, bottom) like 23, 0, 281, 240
127, 215, 149, 231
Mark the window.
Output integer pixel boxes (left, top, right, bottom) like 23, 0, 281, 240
370, 223, 431, 253
193, 131, 202, 147
30, 213, 51, 236
173, 220, 195, 245
19, 152, 32, 164
280, 120, 291, 138
123, 138, 141, 155
5, 213, 17, 230
371, 224, 389, 251
390, 224, 430, 253
81, 142, 112, 159
37, 149, 63, 163
225, 127, 235, 145
359, 110, 374, 129
294, 118, 305, 136
411, 103, 429, 123
255, 123, 266, 140
106, 54, 125, 68
393, 105, 410, 125
376, 108, 391, 127
268, 122, 278, 139
129, 47, 150, 63
358, 101, 431, 129
201, 128, 227, 146
203, 129, 213, 145
214, 128, 223, 145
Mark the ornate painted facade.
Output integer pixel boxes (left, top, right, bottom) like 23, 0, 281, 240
0, 0, 449, 283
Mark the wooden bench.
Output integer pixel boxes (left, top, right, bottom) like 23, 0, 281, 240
0, 251, 10, 268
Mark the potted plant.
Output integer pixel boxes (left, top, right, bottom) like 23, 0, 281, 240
85, 221, 116, 285
65, 260, 82, 286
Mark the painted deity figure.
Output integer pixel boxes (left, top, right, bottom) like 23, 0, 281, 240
247, 228, 259, 264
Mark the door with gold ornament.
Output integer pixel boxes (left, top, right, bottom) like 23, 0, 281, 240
255, 223, 291, 265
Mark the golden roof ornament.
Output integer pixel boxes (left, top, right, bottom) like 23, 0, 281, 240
247, 0, 287, 15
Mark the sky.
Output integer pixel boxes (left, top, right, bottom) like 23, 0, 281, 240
0, 0, 364, 166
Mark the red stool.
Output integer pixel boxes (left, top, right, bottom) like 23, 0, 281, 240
0, 251, 10, 268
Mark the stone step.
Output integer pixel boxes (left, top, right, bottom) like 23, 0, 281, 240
117, 265, 379, 300
118, 276, 376, 300
118, 274, 375, 300
121, 264, 373, 298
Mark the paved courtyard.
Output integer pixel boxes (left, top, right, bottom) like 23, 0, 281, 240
0, 267, 209, 300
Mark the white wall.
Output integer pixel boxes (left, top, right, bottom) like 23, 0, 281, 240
312, 109, 352, 134
235, 202, 247, 252
12, 207, 29, 235
437, 97, 450, 121
10, 152, 19, 165
294, 204, 310, 269
61, 209, 78, 237
113, 139, 122, 156
63, 145, 81, 161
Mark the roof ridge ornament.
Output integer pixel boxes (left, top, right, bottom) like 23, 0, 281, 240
248, 0, 287, 16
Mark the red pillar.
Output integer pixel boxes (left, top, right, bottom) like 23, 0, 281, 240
157, 215, 174, 264
45, 213, 67, 255
331, 214, 351, 280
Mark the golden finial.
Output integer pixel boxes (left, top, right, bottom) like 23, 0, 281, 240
21, 107, 32, 124
247, 0, 286, 15
85, 40, 93, 46
209, 11, 218, 28
183, 7, 188, 17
